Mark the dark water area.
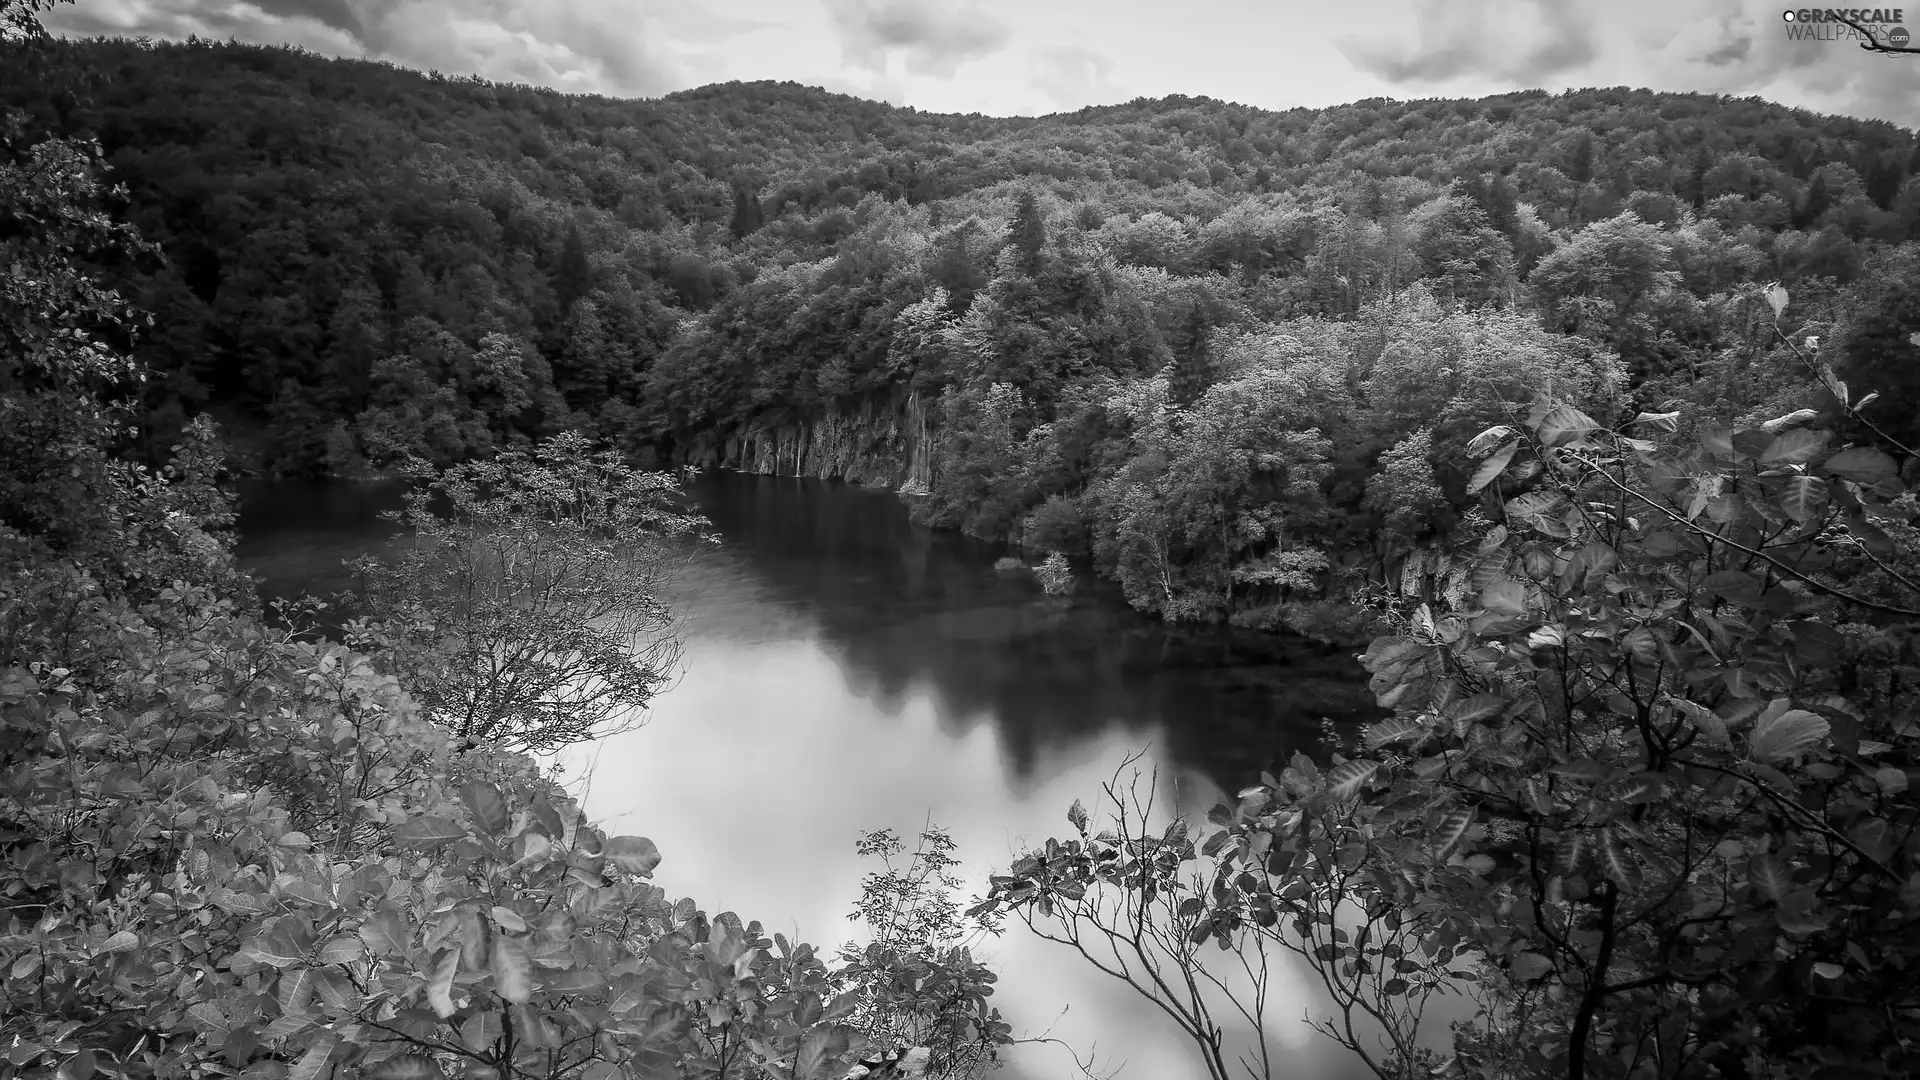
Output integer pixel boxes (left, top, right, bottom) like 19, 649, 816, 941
235, 472, 1379, 792
233, 470, 1388, 1080
231, 475, 409, 604
676, 473, 1380, 793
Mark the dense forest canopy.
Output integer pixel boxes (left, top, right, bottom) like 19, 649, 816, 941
7, 34, 1917, 636
7, 9, 1920, 1080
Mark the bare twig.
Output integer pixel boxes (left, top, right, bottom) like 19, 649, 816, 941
1832, 14, 1920, 54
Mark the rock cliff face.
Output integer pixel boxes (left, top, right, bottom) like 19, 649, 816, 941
722, 391, 934, 495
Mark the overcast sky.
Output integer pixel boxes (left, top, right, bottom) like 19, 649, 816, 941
41, 0, 1920, 126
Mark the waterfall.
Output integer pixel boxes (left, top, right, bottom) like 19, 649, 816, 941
898, 390, 932, 496
721, 390, 936, 494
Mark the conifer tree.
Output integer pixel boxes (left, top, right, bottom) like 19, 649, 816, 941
729, 179, 765, 241
1009, 189, 1046, 276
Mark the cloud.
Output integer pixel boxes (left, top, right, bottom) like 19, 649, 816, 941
1027, 45, 1122, 110
1335, 0, 1920, 125
43, 0, 695, 97
818, 71, 911, 106
247, 0, 361, 36
821, 0, 1011, 79
1339, 0, 1599, 85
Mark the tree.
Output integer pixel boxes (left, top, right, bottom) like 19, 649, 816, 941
1796, 171, 1833, 229
1526, 211, 1681, 374
1167, 298, 1217, 407
1, 0, 66, 47
346, 431, 713, 753
966, 756, 1431, 1080
834, 825, 1012, 1080
1485, 175, 1520, 238
0, 568, 942, 1080
1687, 146, 1711, 211
1827, 248, 1920, 453
981, 371, 1920, 1079
1, 47, 248, 603
1009, 189, 1047, 277
553, 223, 594, 315
730, 179, 766, 241
1568, 132, 1595, 186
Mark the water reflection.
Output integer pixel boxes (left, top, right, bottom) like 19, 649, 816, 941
553, 627, 1368, 1080
235, 472, 1388, 1080
673, 475, 1379, 793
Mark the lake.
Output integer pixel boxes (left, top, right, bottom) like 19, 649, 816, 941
234, 471, 1387, 1080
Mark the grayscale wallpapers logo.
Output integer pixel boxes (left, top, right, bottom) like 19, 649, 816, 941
1781, 8, 1909, 44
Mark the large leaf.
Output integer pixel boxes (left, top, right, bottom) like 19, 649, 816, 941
1748, 708, 1829, 764
1731, 428, 1775, 459
1363, 636, 1429, 675
186, 1002, 231, 1033
240, 927, 307, 969
460, 781, 510, 835
1504, 490, 1566, 524
1447, 693, 1507, 725
1480, 578, 1527, 616
1748, 854, 1790, 902
1757, 427, 1826, 465
288, 1034, 338, 1080
1535, 405, 1599, 447
1326, 760, 1379, 801
358, 910, 409, 955
1465, 425, 1515, 457
1598, 829, 1642, 893
1432, 809, 1473, 855
395, 815, 467, 848
1364, 715, 1427, 749
258, 1015, 313, 1043
277, 967, 317, 1016
794, 1029, 838, 1080
601, 836, 662, 877
491, 934, 534, 1004
317, 934, 364, 965
1467, 442, 1517, 493
458, 908, 490, 972
1776, 475, 1828, 523
1823, 446, 1900, 486
509, 830, 554, 871
425, 948, 460, 1018
1554, 830, 1586, 876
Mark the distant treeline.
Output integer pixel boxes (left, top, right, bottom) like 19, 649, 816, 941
5, 37, 1918, 634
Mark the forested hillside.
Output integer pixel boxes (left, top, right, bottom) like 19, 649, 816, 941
5, 36, 1920, 637
9, 11, 1920, 1080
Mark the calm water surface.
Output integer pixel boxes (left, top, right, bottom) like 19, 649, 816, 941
235, 472, 1384, 1080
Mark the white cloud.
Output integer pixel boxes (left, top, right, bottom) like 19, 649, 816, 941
820, 0, 1012, 79
1336, 0, 1919, 124
47, 0, 693, 96
38, 0, 1920, 122
1027, 44, 1123, 110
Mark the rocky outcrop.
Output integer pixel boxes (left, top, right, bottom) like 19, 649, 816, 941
725, 391, 934, 495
